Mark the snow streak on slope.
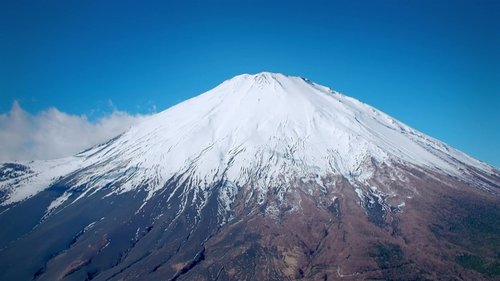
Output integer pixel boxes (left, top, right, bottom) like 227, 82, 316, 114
0, 72, 495, 208
0, 158, 86, 205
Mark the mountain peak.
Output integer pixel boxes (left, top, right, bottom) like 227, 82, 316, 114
234, 71, 284, 80
252, 72, 279, 85
226, 72, 302, 88
214, 72, 330, 103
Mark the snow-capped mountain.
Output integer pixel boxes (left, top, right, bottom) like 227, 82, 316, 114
0, 73, 498, 281
1, 72, 495, 207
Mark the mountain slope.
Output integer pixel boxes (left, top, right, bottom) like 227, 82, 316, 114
0, 72, 499, 281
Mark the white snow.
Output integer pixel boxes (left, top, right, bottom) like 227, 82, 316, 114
46, 191, 72, 212
354, 188, 364, 203
0, 72, 496, 209
0, 156, 87, 205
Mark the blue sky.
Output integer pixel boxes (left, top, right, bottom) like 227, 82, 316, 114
1, 0, 499, 166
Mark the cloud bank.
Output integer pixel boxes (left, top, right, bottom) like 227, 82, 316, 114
0, 102, 151, 162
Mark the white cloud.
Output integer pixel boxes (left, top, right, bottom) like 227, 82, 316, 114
0, 101, 151, 162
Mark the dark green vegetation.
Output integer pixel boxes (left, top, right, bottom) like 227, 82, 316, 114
430, 195, 500, 277
363, 193, 386, 227
368, 242, 429, 281
370, 243, 405, 269
456, 254, 500, 277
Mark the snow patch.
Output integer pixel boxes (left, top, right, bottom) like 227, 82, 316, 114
47, 191, 72, 212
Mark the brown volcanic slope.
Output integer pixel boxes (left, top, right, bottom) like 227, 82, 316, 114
0, 73, 499, 280
2, 163, 496, 281
168, 167, 500, 281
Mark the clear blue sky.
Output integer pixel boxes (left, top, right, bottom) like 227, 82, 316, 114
1, 0, 499, 167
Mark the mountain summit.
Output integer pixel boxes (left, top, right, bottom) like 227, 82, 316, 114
1, 73, 499, 280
